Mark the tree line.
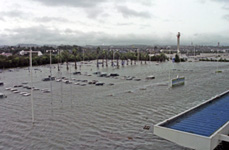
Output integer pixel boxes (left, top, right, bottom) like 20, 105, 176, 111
199, 58, 229, 62
0, 47, 168, 69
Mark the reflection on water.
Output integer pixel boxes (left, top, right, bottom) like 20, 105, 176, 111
0, 61, 229, 150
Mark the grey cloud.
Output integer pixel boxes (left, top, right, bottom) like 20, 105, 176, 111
32, 0, 108, 19
32, 0, 152, 19
192, 33, 229, 45
100, 13, 110, 18
0, 26, 164, 45
212, 0, 229, 10
0, 10, 29, 19
124, 0, 153, 6
1, 26, 229, 46
34, 17, 71, 23
116, 5, 151, 19
0, 17, 5, 21
98, 34, 157, 45
137, 0, 154, 6
85, 8, 105, 19
198, 0, 206, 4
222, 5, 229, 9
33, 0, 154, 8
194, 33, 199, 36
32, 0, 106, 8
117, 23, 133, 26
64, 28, 74, 34
223, 14, 229, 21
116, 0, 154, 6
2, 26, 81, 45
140, 24, 150, 28
5, 26, 77, 44
200, 0, 229, 4
212, 0, 229, 3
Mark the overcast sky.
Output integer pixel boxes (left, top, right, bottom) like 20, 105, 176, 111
0, 0, 228, 46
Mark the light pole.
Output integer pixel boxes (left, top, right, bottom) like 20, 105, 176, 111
25, 48, 40, 123
58, 49, 60, 72
46, 50, 53, 108
25, 48, 42, 123
29, 48, 34, 123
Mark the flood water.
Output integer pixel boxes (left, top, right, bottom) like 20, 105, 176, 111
0, 60, 229, 150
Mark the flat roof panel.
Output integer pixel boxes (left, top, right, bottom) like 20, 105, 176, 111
162, 93, 229, 137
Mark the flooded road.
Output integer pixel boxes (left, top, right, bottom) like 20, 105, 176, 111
0, 61, 229, 150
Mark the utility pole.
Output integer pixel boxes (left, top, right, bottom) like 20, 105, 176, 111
29, 48, 34, 123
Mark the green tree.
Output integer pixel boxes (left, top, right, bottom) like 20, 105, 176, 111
61, 50, 71, 70
120, 53, 125, 67
115, 51, 120, 68
72, 48, 78, 70
104, 50, 108, 67
144, 53, 148, 64
102, 50, 105, 67
96, 47, 100, 68
174, 54, 180, 63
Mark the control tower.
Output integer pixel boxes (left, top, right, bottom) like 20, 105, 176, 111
177, 32, 181, 54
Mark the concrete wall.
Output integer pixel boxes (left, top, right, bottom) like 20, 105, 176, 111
210, 122, 229, 150
154, 90, 229, 150
154, 125, 211, 150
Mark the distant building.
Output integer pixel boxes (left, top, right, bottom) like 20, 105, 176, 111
165, 53, 188, 60
0, 52, 12, 57
160, 49, 177, 53
45, 49, 58, 54
19, 50, 43, 56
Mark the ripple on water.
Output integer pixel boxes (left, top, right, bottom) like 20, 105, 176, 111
0, 61, 229, 149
